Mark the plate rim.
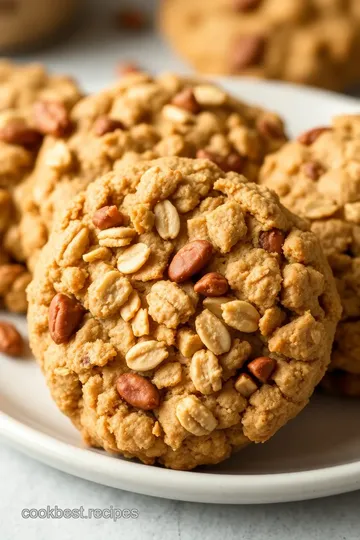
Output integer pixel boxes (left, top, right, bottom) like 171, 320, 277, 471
2, 409, 360, 504
1, 78, 360, 504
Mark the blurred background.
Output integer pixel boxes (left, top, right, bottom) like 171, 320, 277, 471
1, 0, 359, 95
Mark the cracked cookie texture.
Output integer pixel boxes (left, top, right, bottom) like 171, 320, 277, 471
13, 71, 286, 275
27, 156, 341, 469
159, 0, 360, 90
260, 115, 360, 397
0, 61, 81, 312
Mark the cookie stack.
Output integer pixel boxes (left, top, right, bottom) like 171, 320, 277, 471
1, 62, 358, 471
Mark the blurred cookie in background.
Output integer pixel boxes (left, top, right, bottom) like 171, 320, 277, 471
259, 115, 360, 397
159, 0, 360, 91
0, 0, 78, 52
0, 61, 82, 312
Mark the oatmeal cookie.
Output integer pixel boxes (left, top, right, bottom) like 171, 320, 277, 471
159, 0, 360, 90
27, 157, 340, 470
11, 71, 286, 274
0, 61, 82, 312
260, 114, 360, 396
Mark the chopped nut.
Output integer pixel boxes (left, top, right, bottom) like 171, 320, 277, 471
33, 100, 72, 137
233, 0, 261, 11
93, 206, 124, 230
94, 116, 124, 136
171, 88, 200, 114
193, 85, 227, 106
176, 395, 217, 436
297, 127, 331, 145
190, 349, 222, 395
194, 272, 229, 296
48, 293, 84, 344
154, 200, 180, 240
120, 290, 141, 322
231, 35, 266, 71
82, 247, 111, 263
0, 321, 24, 356
195, 309, 231, 355
196, 149, 245, 174
256, 116, 285, 139
176, 328, 203, 357
222, 300, 260, 332
203, 296, 231, 319
98, 226, 136, 248
125, 340, 169, 371
259, 229, 285, 255
117, 62, 141, 76
152, 362, 182, 389
301, 161, 325, 180
61, 227, 90, 265
44, 141, 73, 170
168, 240, 213, 283
259, 306, 286, 337
247, 356, 276, 383
117, 373, 160, 410
0, 118, 42, 147
117, 243, 151, 273
162, 104, 194, 124
235, 373, 258, 397
131, 308, 150, 337
88, 271, 132, 318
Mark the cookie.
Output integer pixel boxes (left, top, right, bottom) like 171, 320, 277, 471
11, 72, 287, 277
159, 0, 360, 91
0, 61, 82, 312
27, 156, 341, 470
260, 114, 360, 397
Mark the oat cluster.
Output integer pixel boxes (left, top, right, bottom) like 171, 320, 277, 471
27, 157, 340, 469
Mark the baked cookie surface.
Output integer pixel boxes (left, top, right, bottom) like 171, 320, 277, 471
13, 72, 286, 274
159, 0, 360, 90
27, 157, 341, 469
0, 61, 81, 312
260, 115, 360, 396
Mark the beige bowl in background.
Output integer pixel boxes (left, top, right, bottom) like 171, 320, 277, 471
0, 0, 78, 52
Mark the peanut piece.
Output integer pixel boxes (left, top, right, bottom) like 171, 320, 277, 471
195, 309, 231, 355
171, 88, 200, 113
234, 373, 258, 397
33, 100, 72, 137
176, 395, 217, 436
190, 349, 222, 394
92, 205, 124, 230
117, 373, 160, 410
154, 200, 180, 240
0, 321, 24, 356
247, 356, 276, 383
297, 127, 330, 145
117, 243, 151, 274
259, 229, 285, 255
48, 293, 84, 344
94, 116, 124, 136
125, 340, 168, 371
168, 240, 213, 283
222, 300, 260, 332
194, 272, 229, 296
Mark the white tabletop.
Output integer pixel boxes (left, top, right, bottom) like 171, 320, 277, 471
1, 0, 360, 538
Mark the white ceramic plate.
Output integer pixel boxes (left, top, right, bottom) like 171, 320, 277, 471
1, 79, 360, 505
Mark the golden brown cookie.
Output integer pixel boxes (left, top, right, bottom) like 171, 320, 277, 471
11, 72, 287, 276
260, 114, 360, 397
27, 156, 341, 470
159, 0, 360, 90
0, 61, 82, 312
